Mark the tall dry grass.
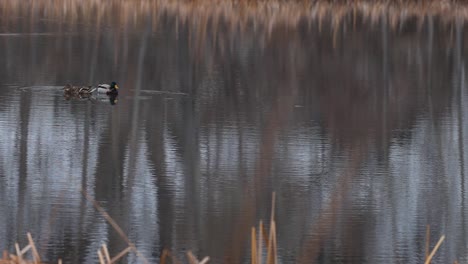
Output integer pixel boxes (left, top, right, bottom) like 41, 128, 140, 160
2, 0, 468, 34
0, 193, 449, 264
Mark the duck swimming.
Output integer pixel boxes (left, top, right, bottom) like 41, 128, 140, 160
97, 82, 119, 95
63, 84, 95, 96
63, 81, 119, 97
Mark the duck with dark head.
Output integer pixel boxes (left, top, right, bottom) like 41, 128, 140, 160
97, 81, 119, 95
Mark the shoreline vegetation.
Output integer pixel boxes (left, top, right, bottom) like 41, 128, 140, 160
3, 0, 468, 32
0, 192, 450, 263
0, 192, 278, 264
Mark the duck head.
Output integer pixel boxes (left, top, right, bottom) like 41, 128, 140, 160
107, 81, 119, 95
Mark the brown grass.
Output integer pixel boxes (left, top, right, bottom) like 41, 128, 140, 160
0, 233, 48, 264
0, 192, 451, 264
2, 0, 468, 34
250, 193, 278, 264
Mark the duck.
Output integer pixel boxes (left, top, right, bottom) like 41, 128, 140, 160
97, 81, 119, 95
63, 84, 95, 96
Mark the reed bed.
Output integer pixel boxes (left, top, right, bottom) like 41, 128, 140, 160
0, 233, 46, 264
3, 0, 468, 35
250, 193, 278, 264
0, 192, 277, 264
0, 192, 450, 263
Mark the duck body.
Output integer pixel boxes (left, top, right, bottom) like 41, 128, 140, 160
64, 81, 118, 98
97, 82, 119, 95
63, 84, 95, 96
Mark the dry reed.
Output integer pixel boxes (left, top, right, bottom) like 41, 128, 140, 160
0, 201, 453, 264
3, 0, 468, 36
425, 225, 431, 260
81, 189, 210, 264
425, 235, 446, 264
250, 193, 277, 264
424, 225, 447, 264
0, 233, 48, 264
81, 189, 150, 264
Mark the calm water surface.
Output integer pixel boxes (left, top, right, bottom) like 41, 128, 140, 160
0, 3, 467, 263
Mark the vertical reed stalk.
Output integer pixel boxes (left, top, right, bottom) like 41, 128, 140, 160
258, 221, 263, 264
251, 193, 277, 264
424, 235, 445, 264
251, 227, 257, 264
425, 225, 430, 260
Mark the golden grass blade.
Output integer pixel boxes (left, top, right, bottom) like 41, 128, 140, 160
251, 227, 257, 264
81, 189, 149, 264
110, 246, 132, 263
266, 221, 278, 264
27, 232, 41, 263
14, 243, 22, 262
424, 235, 445, 264
272, 221, 277, 264
186, 251, 198, 264
160, 249, 169, 264
81, 190, 131, 245
98, 249, 105, 264
102, 244, 111, 263
258, 221, 263, 264
199, 256, 210, 264
19, 245, 32, 256
266, 221, 275, 263
266, 192, 277, 264
270, 192, 276, 224
425, 225, 430, 260
159, 248, 183, 264
9, 254, 18, 261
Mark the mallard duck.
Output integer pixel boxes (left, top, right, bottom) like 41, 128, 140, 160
97, 82, 119, 95
63, 84, 95, 96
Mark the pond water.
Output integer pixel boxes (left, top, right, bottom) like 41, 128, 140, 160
1, 2, 468, 263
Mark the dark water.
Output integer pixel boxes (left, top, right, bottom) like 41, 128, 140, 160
1, 3, 468, 263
